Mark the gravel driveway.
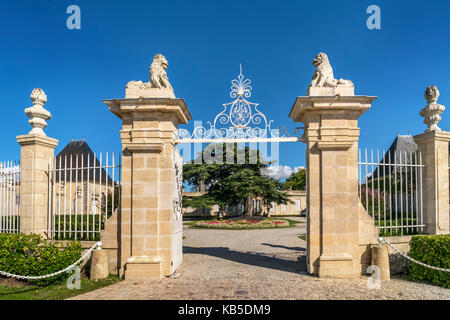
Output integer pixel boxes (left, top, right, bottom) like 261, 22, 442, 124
71, 218, 450, 300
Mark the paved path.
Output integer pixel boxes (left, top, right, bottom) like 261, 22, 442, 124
72, 219, 450, 300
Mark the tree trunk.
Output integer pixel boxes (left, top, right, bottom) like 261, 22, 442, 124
265, 205, 271, 217
244, 198, 254, 217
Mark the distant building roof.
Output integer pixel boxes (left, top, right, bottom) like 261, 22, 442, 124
372, 135, 418, 178
54, 140, 115, 184
387, 135, 418, 155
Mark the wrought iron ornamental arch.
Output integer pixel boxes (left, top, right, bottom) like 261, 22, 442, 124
176, 66, 303, 144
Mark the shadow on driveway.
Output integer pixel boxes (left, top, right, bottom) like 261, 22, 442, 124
260, 243, 305, 252
183, 246, 308, 275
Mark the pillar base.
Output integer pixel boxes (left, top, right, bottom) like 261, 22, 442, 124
124, 256, 162, 280
318, 253, 359, 279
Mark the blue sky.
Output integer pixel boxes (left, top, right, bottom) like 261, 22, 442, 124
1, 0, 449, 176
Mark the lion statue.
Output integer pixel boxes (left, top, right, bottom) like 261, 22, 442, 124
149, 53, 173, 90
125, 53, 175, 98
310, 53, 353, 88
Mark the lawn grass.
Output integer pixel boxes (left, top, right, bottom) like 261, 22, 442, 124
297, 234, 306, 241
270, 214, 302, 218
282, 218, 304, 225
0, 275, 121, 300
185, 217, 302, 230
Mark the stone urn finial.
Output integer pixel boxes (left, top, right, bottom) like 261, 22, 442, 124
24, 88, 52, 136
424, 85, 440, 104
420, 85, 445, 133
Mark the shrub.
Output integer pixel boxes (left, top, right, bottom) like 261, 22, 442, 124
408, 234, 450, 288
193, 218, 290, 229
0, 233, 83, 286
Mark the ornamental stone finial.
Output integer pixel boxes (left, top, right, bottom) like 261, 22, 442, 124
420, 85, 445, 133
24, 88, 52, 136
424, 85, 440, 104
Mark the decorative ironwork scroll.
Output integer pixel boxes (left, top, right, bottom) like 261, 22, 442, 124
177, 66, 303, 143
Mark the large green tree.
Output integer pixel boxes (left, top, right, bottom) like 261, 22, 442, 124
281, 169, 306, 191
183, 143, 291, 216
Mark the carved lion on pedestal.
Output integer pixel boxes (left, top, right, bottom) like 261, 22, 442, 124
149, 53, 173, 90
310, 53, 353, 88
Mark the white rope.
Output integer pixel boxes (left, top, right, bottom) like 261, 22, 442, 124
0, 241, 102, 280
379, 237, 450, 273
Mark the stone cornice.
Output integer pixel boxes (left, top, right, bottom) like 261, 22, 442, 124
16, 134, 59, 148
126, 255, 162, 264
103, 97, 192, 125
414, 130, 450, 144
123, 142, 165, 154
316, 140, 354, 151
304, 127, 361, 143
319, 253, 353, 261
289, 95, 377, 123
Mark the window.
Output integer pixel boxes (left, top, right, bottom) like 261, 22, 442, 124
295, 200, 301, 211
281, 204, 287, 212
270, 202, 275, 213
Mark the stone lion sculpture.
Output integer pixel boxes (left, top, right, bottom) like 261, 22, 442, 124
126, 53, 175, 98
310, 53, 353, 88
149, 53, 173, 90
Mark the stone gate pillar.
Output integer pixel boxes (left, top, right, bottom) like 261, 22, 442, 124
289, 53, 378, 278
413, 86, 450, 235
103, 54, 191, 280
17, 89, 58, 236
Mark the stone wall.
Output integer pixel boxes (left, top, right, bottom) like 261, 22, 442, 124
384, 235, 412, 275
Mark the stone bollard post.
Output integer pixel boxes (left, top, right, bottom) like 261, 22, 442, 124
90, 246, 110, 280
371, 245, 390, 281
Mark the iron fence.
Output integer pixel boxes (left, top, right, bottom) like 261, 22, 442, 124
46, 152, 121, 241
358, 149, 425, 236
0, 161, 20, 233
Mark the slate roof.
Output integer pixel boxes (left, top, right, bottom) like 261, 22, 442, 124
54, 140, 115, 184
371, 135, 418, 178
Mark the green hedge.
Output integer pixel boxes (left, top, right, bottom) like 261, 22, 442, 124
53, 214, 104, 241
0, 233, 83, 286
409, 234, 450, 288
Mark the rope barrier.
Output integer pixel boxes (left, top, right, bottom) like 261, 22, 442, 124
0, 241, 102, 280
379, 237, 450, 273
2, 238, 448, 278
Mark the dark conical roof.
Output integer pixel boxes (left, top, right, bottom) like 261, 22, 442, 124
372, 135, 418, 178
57, 140, 93, 158
54, 140, 115, 184
387, 135, 418, 155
